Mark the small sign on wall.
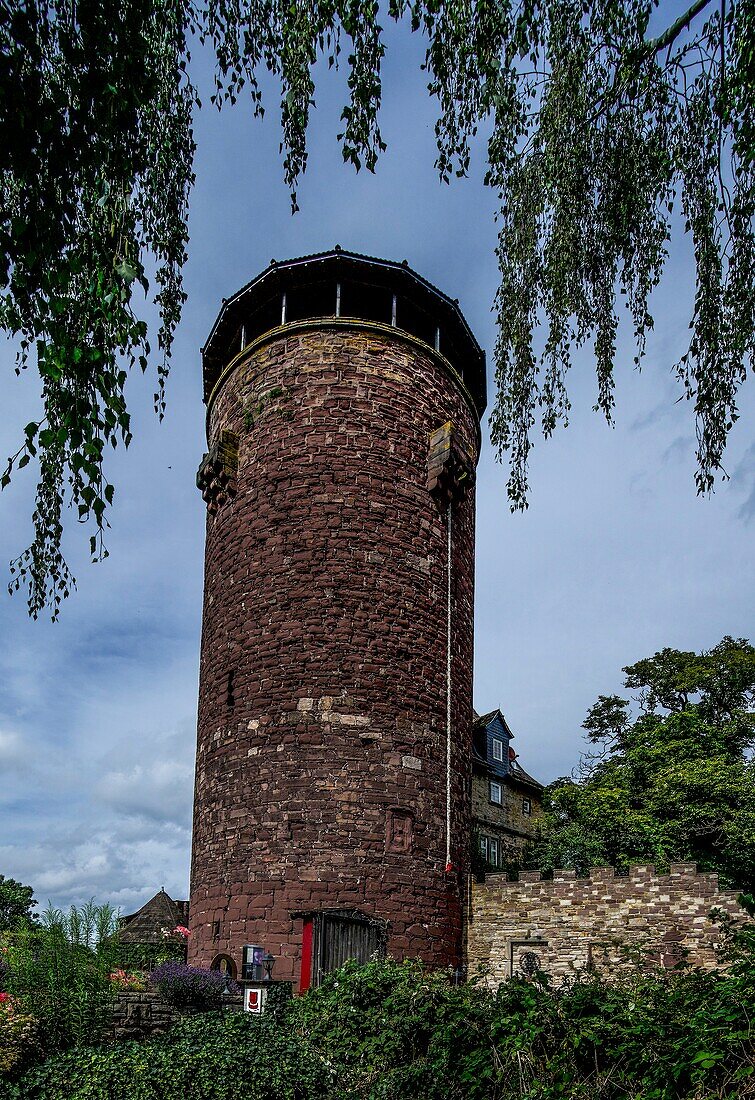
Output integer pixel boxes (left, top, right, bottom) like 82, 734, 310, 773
243, 985, 268, 1014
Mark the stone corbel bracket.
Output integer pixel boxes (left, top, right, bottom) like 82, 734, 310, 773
197, 430, 239, 515
427, 421, 476, 505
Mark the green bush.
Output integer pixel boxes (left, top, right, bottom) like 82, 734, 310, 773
286, 949, 755, 1100
3, 903, 119, 1058
0, 993, 39, 1077
111, 938, 186, 973
288, 958, 495, 1099
12, 1012, 334, 1100
8, 911, 755, 1099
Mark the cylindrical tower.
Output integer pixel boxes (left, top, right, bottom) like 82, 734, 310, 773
189, 249, 486, 987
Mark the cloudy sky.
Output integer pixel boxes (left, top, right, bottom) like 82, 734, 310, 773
1, 18, 753, 915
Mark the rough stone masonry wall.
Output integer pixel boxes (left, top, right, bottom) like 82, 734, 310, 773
108, 992, 244, 1043
471, 777, 539, 848
468, 864, 748, 986
190, 322, 480, 983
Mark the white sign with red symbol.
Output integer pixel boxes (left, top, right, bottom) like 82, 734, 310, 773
243, 985, 267, 1014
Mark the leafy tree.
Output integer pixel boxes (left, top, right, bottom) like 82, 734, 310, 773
0, 875, 36, 932
528, 636, 755, 890
2, 0, 753, 617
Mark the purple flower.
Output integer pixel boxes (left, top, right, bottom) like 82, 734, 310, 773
148, 962, 240, 1007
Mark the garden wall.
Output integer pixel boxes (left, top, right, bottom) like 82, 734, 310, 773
468, 863, 748, 985
108, 992, 243, 1042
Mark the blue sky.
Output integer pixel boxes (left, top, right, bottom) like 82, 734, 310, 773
1, 16, 753, 914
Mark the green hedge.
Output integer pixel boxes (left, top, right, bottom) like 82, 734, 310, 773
11, 1013, 333, 1100
286, 957, 755, 1099
8, 918, 755, 1100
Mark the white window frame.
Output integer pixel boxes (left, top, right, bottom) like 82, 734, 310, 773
479, 836, 489, 861
522, 798, 532, 816
489, 781, 502, 805
492, 738, 505, 763
489, 838, 499, 866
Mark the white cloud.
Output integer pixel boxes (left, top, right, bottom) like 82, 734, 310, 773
95, 758, 194, 827
0, 728, 26, 771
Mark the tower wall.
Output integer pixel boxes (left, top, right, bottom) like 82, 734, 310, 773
189, 305, 481, 984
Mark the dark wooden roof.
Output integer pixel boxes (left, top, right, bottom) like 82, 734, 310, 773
473, 709, 514, 739
201, 248, 486, 417
119, 889, 189, 945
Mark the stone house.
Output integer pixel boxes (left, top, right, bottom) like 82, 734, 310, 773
471, 710, 543, 869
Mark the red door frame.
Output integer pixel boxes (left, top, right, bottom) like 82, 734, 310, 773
299, 917, 313, 992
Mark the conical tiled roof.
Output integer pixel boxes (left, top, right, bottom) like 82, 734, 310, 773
118, 888, 189, 944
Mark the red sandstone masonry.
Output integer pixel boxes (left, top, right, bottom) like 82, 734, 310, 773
468, 864, 749, 985
189, 323, 480, 982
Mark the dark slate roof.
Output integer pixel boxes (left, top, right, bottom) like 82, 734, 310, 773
471, 708, 543, 790
473, 708, 514, 739
201, 247, 486, 416
508, 758, 545, 792
119, 889, 189, 945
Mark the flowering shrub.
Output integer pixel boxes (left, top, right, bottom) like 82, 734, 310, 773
113, 938, 186, 972
0, 992, 38, 1076
108, 969, 146, 992
161, 924, 190, 940
149, 962, 239, 1008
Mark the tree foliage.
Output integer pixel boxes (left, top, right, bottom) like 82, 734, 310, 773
1, 0, 753, 616
0, 0, 194, 617
0, 875, 37, 932
529, 636, 755, 889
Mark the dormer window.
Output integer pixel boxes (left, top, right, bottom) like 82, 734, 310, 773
492, 738, 505, 763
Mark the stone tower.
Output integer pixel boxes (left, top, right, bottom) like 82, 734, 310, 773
189, 249, 486, 988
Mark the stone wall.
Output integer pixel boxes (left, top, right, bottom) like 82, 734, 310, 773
108, 992, 244, 1042
468, 863, 748, 986
190, 321, 481, 983
471, 776, 539, 851
108, 992, 180, 1042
